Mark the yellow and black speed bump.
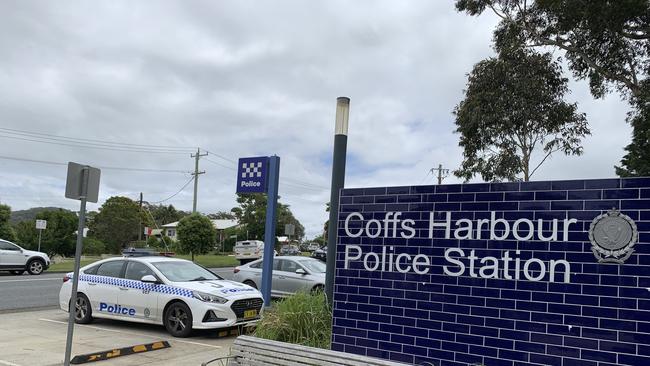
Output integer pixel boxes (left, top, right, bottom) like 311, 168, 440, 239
213, 325, 256, 339
70, 341, 171, 364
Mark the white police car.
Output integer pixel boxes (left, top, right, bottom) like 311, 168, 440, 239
59, 256, 263, 337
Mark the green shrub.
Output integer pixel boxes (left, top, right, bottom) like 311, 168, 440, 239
82, 238, 106, 255
254, 291, 331, 349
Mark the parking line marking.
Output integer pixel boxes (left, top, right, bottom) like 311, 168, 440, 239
38, 319, 223, 349
0, 278, 61, 283
0, 360, 22, 366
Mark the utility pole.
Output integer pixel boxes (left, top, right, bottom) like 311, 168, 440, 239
191, 148, 208, 213
138, 192, 143, 241
431, 164, 449, 185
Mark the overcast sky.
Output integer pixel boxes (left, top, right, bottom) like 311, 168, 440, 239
0, 1, 632, 238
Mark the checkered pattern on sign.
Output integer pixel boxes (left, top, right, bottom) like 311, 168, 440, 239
241, 162, 263, 178
79, 274, 194, 298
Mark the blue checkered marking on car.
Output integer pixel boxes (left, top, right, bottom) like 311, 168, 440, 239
78, 274, 194, 298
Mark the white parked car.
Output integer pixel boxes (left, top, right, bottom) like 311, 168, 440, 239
234, 240, 277, 264
59, 256, 263, 337
233, 256, 325, 297
0, 239, 50, 275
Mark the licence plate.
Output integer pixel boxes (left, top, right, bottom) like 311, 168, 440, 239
244, 309, 258, 319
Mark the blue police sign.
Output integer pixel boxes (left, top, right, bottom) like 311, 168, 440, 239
236, 156, 269, 193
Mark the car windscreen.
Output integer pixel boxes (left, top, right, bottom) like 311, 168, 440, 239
151, 261, 222, 282
296, 259, 326, 273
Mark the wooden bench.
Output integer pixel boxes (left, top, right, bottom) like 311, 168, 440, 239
202, 335, 408, 366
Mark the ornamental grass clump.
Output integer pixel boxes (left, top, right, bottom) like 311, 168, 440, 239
254, 291, 332, 349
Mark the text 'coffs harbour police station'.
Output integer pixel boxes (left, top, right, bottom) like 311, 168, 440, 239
342, 211, 578, 283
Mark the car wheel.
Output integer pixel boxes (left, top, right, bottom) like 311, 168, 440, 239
311, 284, 324, 294
27, 259, 45, 275
11, 270, 23, 275
243, 280, 257, 289
72, 293, 93, 324
164, 302, 193, 337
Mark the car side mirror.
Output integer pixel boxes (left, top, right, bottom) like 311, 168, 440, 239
141, 275, 159, 283
295, 268, 307, 275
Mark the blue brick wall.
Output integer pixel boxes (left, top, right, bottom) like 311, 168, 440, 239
332, 178, 650, 366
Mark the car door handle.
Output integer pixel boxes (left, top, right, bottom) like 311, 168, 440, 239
119, 287, 129, 291
278, 276, 286, 279
87, 283, 97, 286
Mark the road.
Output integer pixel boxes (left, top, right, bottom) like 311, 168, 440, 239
0, 267, 236, 312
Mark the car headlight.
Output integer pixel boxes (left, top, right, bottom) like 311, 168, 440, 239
193, 291, 228, 304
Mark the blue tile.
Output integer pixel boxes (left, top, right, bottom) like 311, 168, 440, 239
604, 188, 640, 199
585, 200, 620, 210
436, 184, 462, 193
341, 188, 365, 196
568, 190, 602, 200
621, 177, 650, 188
551, 200, 584, 210
551, 180, 585, 190
585, 178, 620, 189
519, 201, 550, 210
581, 349, 618, 363
462, 183, 490, 192
491, 182, 520, 191
622, 199, 650, 209
386, 186, 410, 194
411, 185, 435, 194
505, 191, 534, 201
535, 190, 567, 200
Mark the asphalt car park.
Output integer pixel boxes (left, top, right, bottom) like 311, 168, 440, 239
0, 308, 236, 366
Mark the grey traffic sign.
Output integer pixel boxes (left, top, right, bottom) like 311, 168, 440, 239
65, 162, 101, 203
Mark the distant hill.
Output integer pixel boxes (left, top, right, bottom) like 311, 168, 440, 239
10, 207, 72, 224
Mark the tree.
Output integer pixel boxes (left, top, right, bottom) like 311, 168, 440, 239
176, 213, 216, 261
13, 210, 78, 256
455, 0, 650, 175
145, 204, 187, 226
89, 196, 149, 253
231, 194, 305, 241
454, 47, 589, 182
616, 87, 650, 176
0, 204, 16, 242
35, 210, 78, 256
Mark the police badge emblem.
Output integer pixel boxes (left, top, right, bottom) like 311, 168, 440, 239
589, 208, 638, 264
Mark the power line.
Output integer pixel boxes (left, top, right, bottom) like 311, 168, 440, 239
0, 127, 195, 151
149, 176, 195, 204
0, 154, 189, 174
204, 157, 237, 171
201, 149, 237, 164
0, 133, 192, 154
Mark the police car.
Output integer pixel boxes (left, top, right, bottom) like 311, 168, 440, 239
59, 256, 263, 337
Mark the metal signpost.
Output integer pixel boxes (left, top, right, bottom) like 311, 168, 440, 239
285, 223, 295, 241
63, 162, 100, 366
236, 155, 279, 307
35, 219, 46, 252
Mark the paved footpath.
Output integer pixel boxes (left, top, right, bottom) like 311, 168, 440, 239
0, 308, 235, 366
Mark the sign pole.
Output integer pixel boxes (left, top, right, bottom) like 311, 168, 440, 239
37, 229, 42, 252
63, 167, 89, 366
261, 156, 280, 307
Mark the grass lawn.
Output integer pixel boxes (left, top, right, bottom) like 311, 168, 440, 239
48, 253, 239, 272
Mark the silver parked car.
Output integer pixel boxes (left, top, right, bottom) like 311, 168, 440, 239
232, 256, 325, 297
